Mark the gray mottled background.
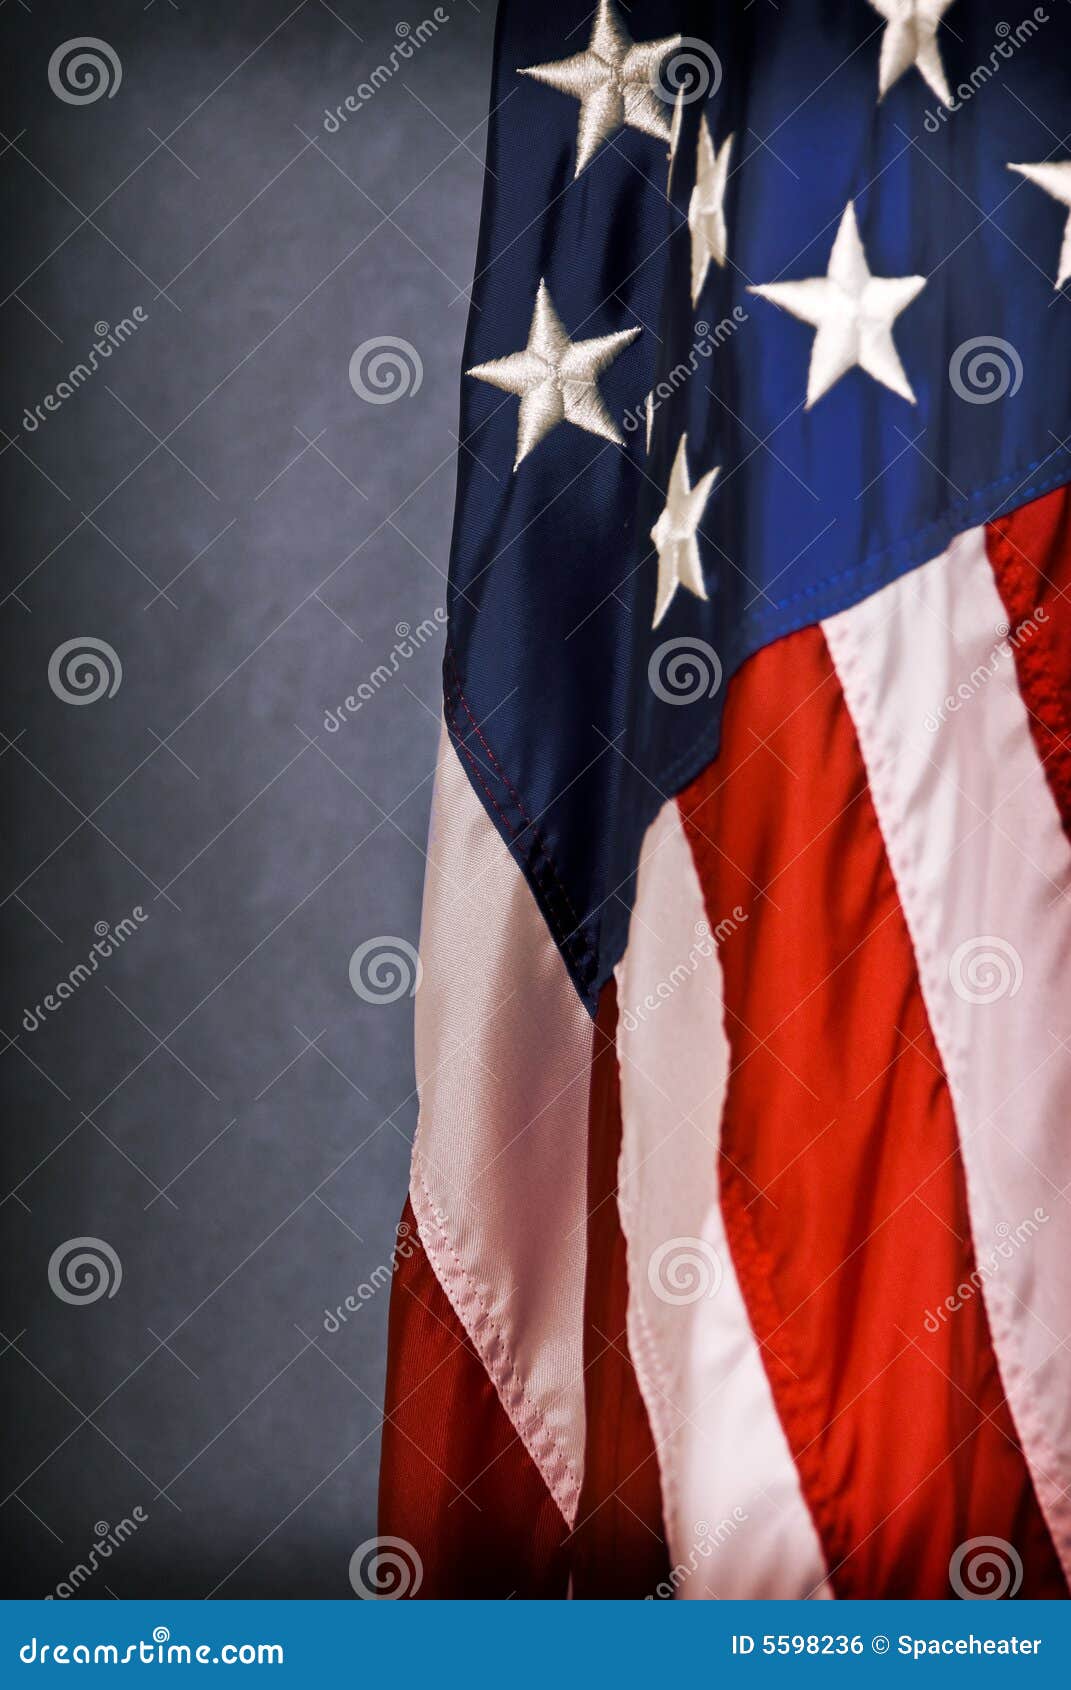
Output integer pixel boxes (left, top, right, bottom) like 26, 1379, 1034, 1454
0, 0, 493, 1598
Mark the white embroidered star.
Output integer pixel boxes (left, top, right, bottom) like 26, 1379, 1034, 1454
690, 121, 734, 305
518, 0, 682, 178
650, 434, 719, 628
1008, 160, 1071, 289
747, 201, 926, 408
868, 0, 955, 106
467, 279, 641, 470
667, 86, 685, 190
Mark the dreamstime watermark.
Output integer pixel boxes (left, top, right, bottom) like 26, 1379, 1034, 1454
923, 607, 1046, 731
48, 37, 122, 104
624, 310, 748, 438
348, 1536, 423, 1598
48, 1238, 122, 1305
46, 1511, 148, 1599
22, 311, 147, 433
650, 37, 722, 107
948, 935, 1023, 1004
648, 636, 722, 704
647, 1511, 749, 1598
48, 636, 123, 704
923, 1210, 1049, 1334
23, 907, 149, 1034
323, 12, 450, 130
323, 1215, 444, 1332
949, 1536, 1024, 1599
922, 11, 1048, 133
323, 611, 446, 731
348, 336, 423, 404
647, 1236, 724, 1305
349, 936, 422, 1003
621, 913, 746, 1034
19, 1633, 284, 1666
949, 336, 1023, 404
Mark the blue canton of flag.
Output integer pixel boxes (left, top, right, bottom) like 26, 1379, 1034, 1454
445, 0, 1071, 1008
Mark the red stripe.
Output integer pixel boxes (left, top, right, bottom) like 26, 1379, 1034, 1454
571, 977, 669, 1597
677, 626, 1065, 1598
379, 1197, 569, 1597
988, 485, 1071, 839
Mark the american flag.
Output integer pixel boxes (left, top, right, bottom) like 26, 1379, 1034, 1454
377, 0, 1071, 1599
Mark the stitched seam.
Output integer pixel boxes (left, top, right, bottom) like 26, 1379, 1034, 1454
825, 616, 1071, 1573
672, 800, 848, 1584
447, 465, 1071, 999
444, 685, 595, 984
410, 1155, 582, 1508
718, 1153, 851, 1581
614, 1153, 683, 1541
445, 646, 588, 934
446, 700, 517, 838
652, 459, 1071, 802
987, 523, 1071, 836
841, 656, 1071, 1507
760, 449, 1071, 619
443, 648, 597, 984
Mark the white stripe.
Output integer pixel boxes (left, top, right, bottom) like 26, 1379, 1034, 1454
824, 528, 1071, 1579
411, 723, 592, 1522
615, 799, 832, 1598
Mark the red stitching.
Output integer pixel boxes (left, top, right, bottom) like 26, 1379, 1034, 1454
718, 1156, 852, 1585
987, 524, 1071, 841
411, 1161, 581, 1500
445, 648, 586, 926
445, 689, 595, 983
449, 707, 518, 840
444, 648, 596, 982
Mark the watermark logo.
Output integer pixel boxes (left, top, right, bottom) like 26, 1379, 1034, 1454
624, 310, 748, 438
323, 10, 450, 130
620, 913, 746, 1033
323, 611, 445, 732
651, 37, 722, 106
648, 636, 722, 705
46, 1511, 148, 1600
48, 1238, 122, 1305
48, 638, 122, 705
647, 1237, 723, 1305
348, 337, 423, 404
48, 38, 122, 104
647, 1511, 748, 1598
923, 1210, 1049, 1334
349, 1536, 423, 1598
23, 907, 149, 1033
949, 1535, 1024, 1599
923, 607, 1047, 732
22, 310, 148, 433
949, 336, 1023, 404
323, 1216, 445, 1331
348, 936, 422, 1004
948, 935, 1023, 1004
922, 11, 1049, 133
19, 1631, 282, 1665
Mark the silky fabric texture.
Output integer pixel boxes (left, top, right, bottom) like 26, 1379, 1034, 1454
987, 485, 1071, 839
677, 621, 1065, 1598
570, 979, 670, 1600
379, 1198, 570, 1598
613, 800, 831, 1598
447, 0, 1071, 1009
823, 530, 1071, 1581
384, 527, 1071, 1596
411, 724, 593, 1521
